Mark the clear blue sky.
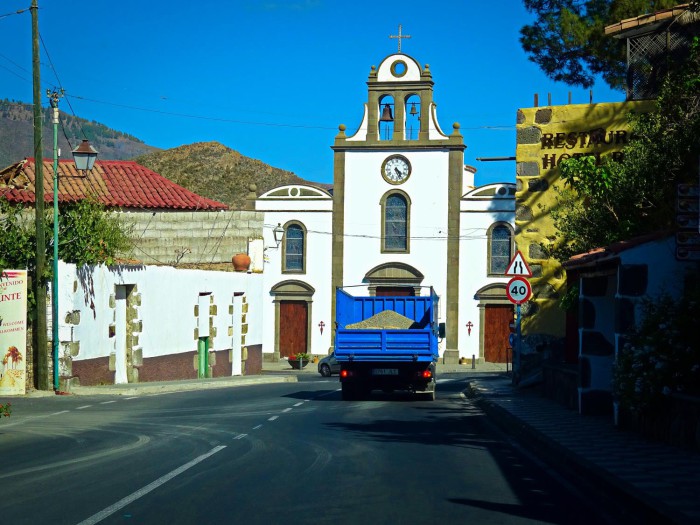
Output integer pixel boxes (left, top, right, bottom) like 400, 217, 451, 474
1, 0, 624, 186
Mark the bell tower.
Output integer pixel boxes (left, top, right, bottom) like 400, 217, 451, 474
331, 46, 465, 362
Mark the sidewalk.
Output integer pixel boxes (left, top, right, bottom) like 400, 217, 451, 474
467, 374, 700, 525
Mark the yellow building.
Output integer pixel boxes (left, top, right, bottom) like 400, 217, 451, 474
514, 101, 652, 364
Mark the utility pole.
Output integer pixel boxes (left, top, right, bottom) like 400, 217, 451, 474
49, 89, 63, 391
31, 0, 49, 390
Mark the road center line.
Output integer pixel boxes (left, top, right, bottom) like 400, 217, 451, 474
252, 424, 263, 430
234, 434, 247, 440
76, 405, 91, 410
268, 416, 278, 421
100, 401, 116, 405
282, 408, 292, 413
76, 445, 226, 525
293, 402, 304, 407
51, 410, 70, 416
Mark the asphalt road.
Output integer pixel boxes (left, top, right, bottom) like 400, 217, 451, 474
1, 373, 615, 525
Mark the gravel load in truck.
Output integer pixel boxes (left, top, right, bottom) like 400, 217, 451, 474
345, 310, 418, 330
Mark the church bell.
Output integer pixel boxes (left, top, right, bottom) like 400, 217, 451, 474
409, 102, 418, 116
379, 104, 394, 122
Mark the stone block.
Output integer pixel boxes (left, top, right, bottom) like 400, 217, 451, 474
242, 324, 248, 335
65, 310, 81, 325
132, 347, 143, 367
194, 328, 199, 340
581, 330, 613, 356
534, 108, 552, 124
109, 324, 116, 338
109, 294, 116, 309
68, 341, 80, 357
228, 326, 233, 337
209, 352, 217, 366
209, 305, 217, 316
108, 352, 116, 372
615, 298, 636, 334
516, 162, 539, 177
619, 265, 648, 296
580, 299, 596, 329
530, 264, 543, 277
515, 205, 533, 222
516, 126, 541, 145
528, 243, 547, 260
528, 178, 549, 192
516, 109, 525, 124
533, 282, 558, 299
211, 327, 217, 338
132, 294, 142, 306
582, 276, 608, 297
194, 305, 199, 316
132, 319, 143, 332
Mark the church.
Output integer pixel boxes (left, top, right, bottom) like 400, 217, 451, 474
255, 49, 515, 365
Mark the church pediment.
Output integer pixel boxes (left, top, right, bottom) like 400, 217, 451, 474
259, 185, 332, 200
270, 279, 315, 297
364, 262, 424, 282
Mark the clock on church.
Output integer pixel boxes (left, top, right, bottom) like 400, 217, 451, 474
381, 154, 411, 184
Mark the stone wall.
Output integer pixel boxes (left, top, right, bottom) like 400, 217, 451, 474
121, 209, 264, 266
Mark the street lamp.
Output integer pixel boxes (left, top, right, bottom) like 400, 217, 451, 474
273, 223, 285, 247
48, 89, 98, 391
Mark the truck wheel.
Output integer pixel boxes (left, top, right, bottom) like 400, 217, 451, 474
341, 383, 355, 401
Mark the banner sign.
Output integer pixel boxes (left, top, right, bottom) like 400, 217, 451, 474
0, 270, 28, 395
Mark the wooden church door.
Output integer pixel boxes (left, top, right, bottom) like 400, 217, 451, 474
279, 301, 308, 358
483, 305, 513, 363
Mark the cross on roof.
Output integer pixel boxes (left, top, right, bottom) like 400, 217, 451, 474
389, 24, 411, 52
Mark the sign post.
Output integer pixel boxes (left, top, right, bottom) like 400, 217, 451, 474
506, 270, 532, 384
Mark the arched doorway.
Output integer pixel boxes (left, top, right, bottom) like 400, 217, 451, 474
270, 280, 315, 359
364, 262, 424, 296
475, 283, 513, 363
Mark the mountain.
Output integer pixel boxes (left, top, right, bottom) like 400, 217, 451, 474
1, 100, 331, 209
0, 99, 159, 167
134, 141, 330, 209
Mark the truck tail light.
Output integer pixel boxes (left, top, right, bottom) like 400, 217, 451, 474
340, 369, 349, 378
421, 370, 432, 379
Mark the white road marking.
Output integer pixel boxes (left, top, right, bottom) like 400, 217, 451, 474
100, 401, 116, 405
268, 416, 278, 421
125, 397, 138, 400
252, 425, 263, 430
76, 405, 91, 410
234, 434, 247, 440
76, 445, 226, 525
282, 408, 292, 413
50, 410, 69, 416
293, 402, 304, 407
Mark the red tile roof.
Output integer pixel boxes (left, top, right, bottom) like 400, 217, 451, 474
0, 158, 228, 211
562, 231, 674, 269
605, 4, 695, 36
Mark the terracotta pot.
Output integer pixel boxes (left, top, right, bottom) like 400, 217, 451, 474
232, 253, 251, 272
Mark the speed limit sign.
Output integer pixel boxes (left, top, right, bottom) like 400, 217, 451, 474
506, 276, 532, 305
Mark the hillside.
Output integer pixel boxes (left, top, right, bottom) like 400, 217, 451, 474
0, 99, 159, 167
135, 141, 330, 209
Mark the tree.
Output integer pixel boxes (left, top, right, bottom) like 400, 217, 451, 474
520, 0, 680, 90
0, 197, 133, 309
542, 38, 700, 261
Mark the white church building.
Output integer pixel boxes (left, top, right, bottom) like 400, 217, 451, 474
257, 51, 515, 365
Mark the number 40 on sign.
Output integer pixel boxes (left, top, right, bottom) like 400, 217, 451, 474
506, 276, 532, 305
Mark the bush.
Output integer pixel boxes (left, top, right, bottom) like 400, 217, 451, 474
613, 275, 700, 414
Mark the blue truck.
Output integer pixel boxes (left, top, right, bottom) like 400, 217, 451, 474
334, 287, 443, 401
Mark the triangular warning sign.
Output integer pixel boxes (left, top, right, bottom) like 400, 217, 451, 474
505, 250, 533, 277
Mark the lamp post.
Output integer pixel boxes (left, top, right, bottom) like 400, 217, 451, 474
48, 87, 98, 390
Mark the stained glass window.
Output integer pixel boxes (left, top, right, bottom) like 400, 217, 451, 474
384, 194, 407, 251
285, 224, 304, 272
490, 225, 511, 274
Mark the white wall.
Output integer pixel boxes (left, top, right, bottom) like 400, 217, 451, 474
459, 184, 515, 359
57, 262, 263, 362
257, 185, 334, 357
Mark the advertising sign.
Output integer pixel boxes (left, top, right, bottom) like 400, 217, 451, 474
0, 270, 27, 395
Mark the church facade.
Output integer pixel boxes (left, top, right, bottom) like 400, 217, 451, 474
257, 52, 515, 364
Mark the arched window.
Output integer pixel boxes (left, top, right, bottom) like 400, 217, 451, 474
378, 95, 394, 141
488, 223, 512, 275
381, 191, 410, 252
283, 222, 305, 273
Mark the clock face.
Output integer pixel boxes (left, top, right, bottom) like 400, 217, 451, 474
382, 155, 411, 184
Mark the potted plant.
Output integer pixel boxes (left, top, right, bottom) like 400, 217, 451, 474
288, 352, 312, 369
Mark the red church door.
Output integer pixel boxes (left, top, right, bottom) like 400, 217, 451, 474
483, 305, 513, 363
279, 301, 308, 358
